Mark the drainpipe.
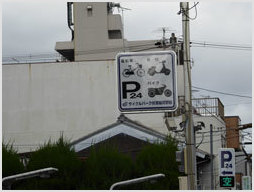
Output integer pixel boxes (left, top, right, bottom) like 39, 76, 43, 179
67, 2, 74, 40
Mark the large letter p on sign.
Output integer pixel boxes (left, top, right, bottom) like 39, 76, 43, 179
221, 151, 232, 168
122, 81, 140, 99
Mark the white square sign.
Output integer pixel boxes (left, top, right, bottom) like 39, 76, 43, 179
218, 148, 235, 176
116, 51, 177, 113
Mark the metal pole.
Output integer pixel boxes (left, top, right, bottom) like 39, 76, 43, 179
210, 124, 214, 189
121, 9, 126, 52
181, 2, 196, 190
2, 167, 58, 189
110, 173, 165, 190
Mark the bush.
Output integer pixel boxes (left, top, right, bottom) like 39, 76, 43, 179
131, 136, 180, 190
11, 135, 180, 190
2, 143, 24, 177
82, 144, 134, 190
13, 136, 84, 190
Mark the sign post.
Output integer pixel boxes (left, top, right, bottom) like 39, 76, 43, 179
116, 51, 177, 113
218, 148, 235, 188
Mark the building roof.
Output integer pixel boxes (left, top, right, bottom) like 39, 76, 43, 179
71, 114, 210, 161
71, 114, 166, 152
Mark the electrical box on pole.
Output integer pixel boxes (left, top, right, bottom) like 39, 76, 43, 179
176, 148, 187, 173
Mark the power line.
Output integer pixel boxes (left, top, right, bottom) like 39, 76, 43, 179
178, 2, 199, 20
191, 41, 252, 49
192, 86, 252, 99
191, 45, 252, 51
3, 39, 252, 63
224, 102, 252, 106
199, 133, 250, 145
176, 38, 252, 50
75, 42, 157, 55
188, 2, 199, 11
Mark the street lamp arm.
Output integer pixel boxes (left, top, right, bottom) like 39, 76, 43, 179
2, 167, 58, 189
110, 173, 165, 190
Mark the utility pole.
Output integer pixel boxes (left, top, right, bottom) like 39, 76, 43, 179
180, 2, 196, 190
210, 124, 214, 190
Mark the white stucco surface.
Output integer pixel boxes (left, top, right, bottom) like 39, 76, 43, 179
3, 61, 184, 153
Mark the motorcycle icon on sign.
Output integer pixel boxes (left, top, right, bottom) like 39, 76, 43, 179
148, 60, 171, 76
148, 84, 172, 98
122, 63, 145, 77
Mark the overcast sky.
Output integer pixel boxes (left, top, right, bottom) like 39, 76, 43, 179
1, 1, 252, 146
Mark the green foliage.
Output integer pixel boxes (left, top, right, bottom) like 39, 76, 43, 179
81, 144, 134, 189
11, 135, 180, 190
2, 143, 24, 177
14, 136, 84, 190
129, 136, 180, 190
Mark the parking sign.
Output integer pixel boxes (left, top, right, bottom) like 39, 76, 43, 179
218, 148, 235, 188
116, 51, 177, 113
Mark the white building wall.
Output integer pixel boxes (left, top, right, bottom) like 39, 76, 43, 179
194, 115, 226, 189
3, 61, 117, 152
3, 61, 185, 153
166, 114, 226, 189
194, 115, 225, 154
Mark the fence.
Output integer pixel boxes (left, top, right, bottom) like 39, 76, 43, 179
2, 52, 68, 64
192, 97, 224, 118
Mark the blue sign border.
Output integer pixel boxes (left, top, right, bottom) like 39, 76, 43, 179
117, 51, 178, 113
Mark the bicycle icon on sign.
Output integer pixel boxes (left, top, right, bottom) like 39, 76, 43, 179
122, 63, 145, 77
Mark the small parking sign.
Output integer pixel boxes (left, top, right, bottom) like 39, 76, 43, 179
116, 51, 177, 113
218, 148, 235, 188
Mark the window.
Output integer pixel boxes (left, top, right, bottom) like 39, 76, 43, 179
87, 5, 93, 17
108, 30, 122, 39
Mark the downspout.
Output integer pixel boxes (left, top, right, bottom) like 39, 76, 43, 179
67, 2, 74, 41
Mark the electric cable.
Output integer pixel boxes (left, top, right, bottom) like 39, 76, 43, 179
191, 45, 252, 51
192, 86, 252, 99
188, 2, 200, 11
224, 102, 252, 106
75, 42, 157, 55
3, 39, 252, 64
191, 41, 251, 49
195, 132, 204, 148
198, 133, 250, 144
179, 2, 199, 20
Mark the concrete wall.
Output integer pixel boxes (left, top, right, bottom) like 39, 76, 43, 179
194, 115, 225, 189
73, 2, 124, 61
194, 115, 225, 155
3, 61, 117, 152
3, 61, 185, 153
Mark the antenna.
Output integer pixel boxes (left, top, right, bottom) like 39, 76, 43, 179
108, 2, 131, 12
108, 3, 131, 51
153, 27, 177, 49
108, 3, 131, 52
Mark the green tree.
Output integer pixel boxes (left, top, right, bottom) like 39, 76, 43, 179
14, 136, 84, 190
131, 136, 180, 190
2, 143, 24, 177
82, 144, 134, 189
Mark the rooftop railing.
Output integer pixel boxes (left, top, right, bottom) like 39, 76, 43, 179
2, 52, 68, 64
192, 97, 224, 118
